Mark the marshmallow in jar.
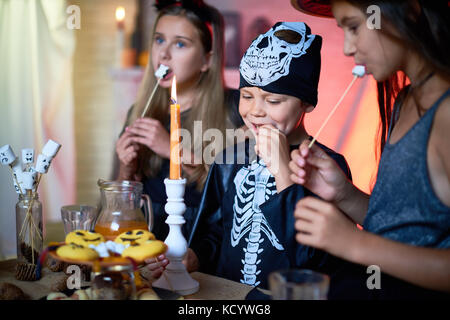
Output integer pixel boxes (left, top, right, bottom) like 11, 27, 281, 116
42, 140, 61, 158
21, 171, 38, 190
35, 154, 52, 174
0, 144, 17, 166
22, 149, 34, 164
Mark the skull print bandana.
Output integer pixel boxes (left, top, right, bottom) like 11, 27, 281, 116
239, 22, 322, 107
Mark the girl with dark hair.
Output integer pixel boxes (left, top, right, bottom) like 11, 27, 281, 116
115, 0, 243, 242
289, 0, 450, 298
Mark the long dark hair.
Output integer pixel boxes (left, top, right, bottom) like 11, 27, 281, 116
345, 0, 450, 158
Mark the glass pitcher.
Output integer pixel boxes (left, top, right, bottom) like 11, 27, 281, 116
94, 179, 153, 241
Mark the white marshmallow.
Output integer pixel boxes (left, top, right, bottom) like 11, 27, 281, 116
22, 148, 34, 164
0, 144, 17, 166
34, 154, 52, 173
12, 170, 24, 194
11, 160, 23, 174
154, 64, 170, 79
352, 65, 366, 78
21, 171, 38, 190
41, 139, 61, 158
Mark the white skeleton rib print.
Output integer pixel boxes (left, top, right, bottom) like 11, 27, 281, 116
231, 158, 284, 286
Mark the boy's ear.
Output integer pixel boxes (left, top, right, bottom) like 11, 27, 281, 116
200, 51, 213, 73
303, 102, 315, 113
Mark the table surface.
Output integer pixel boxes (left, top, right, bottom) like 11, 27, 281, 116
0, 259, 268, 300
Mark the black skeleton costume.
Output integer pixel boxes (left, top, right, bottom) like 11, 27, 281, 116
189, 22, 352, 289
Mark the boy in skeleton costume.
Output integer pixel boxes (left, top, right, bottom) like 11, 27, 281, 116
186, 22, 352, 289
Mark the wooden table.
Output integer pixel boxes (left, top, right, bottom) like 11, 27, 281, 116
0, 259, 268, 300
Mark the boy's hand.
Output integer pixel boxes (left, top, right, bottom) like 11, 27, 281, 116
255, 125, 293, 192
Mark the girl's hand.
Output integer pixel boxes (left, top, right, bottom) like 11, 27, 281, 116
144, 254, 169, 279
143, 249, 199, 279
289, 140, 349, 203
127, 118, 171, 159
116, 130, 140, 179
255, 125, 292, 192
294, 196, 360, 259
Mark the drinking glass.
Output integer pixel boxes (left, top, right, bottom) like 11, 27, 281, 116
269, 269, 330, 300
61, 205, 98, 235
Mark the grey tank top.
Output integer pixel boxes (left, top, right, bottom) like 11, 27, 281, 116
364, 88, 450, 248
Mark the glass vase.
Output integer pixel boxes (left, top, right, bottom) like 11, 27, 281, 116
15, 191, 43, 267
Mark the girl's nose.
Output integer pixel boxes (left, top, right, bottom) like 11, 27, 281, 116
343, 34, 356, 57
159, 44, 170, 60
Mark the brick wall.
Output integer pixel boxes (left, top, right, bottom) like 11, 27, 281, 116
70, 0, 138, 205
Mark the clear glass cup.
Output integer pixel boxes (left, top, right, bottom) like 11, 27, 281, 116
269, 269, 330, 300
61, 205, 98, 235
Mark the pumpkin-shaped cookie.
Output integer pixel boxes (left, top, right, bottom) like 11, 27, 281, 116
65, 230, 105, 247
114, 229, 155, 245
56, 243, 99, 261
121, 240, 167, 262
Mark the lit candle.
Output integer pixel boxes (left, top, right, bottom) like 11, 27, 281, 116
115, 7, 125, 68
170, 77, 181, 180
115, 6, 125, 29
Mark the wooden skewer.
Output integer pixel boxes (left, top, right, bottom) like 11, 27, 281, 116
140, 78, 161, 118
308, 75, 358, 149
19, 175, 43, 240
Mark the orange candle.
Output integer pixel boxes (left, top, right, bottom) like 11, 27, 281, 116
169, 77, 181, 179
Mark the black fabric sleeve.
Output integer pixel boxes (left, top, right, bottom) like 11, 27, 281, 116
188, 162, 225, 274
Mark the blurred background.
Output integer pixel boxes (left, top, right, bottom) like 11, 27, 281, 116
0, 0, 379, 260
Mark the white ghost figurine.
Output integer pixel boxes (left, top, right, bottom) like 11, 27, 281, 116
22, 148, 34, 164
41, 140, 61, 158
0, 144, 17, 166
35, 154, 52, 174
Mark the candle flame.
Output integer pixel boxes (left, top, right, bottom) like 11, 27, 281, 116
115, 7, 125, 21
171, 76, 177, 103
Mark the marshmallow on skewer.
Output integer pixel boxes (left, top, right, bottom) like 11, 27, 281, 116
22, 171, 38, 190
0, 144, 17, 166
34, 154, 52, 174
13, 170, 24, 194
352, 65, 366, 78
22, 148, 34, 165
11, 159, 23, 175
308, 66, 364, 149
140, 64, 171, 118
155, 64, 170, 79
42, 139, 61, 158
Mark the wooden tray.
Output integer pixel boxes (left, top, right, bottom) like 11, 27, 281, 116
46, 243, 141, 268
